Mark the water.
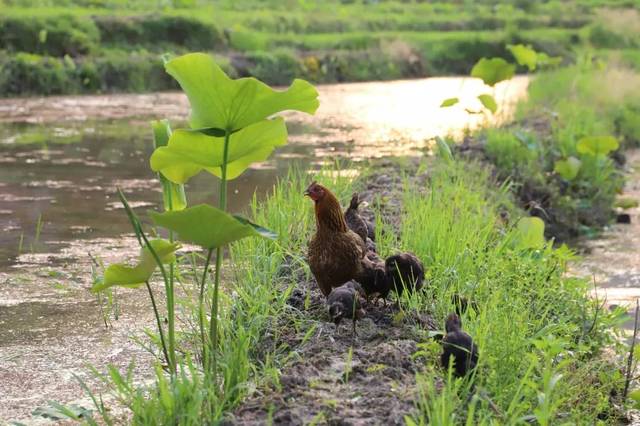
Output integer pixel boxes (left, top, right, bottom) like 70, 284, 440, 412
0, 76, 528, 421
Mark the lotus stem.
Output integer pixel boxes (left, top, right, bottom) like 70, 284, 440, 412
208, 129, 231, 381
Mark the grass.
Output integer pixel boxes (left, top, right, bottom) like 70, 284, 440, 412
1, 0, 639, 94
78, 158, 625, 424
476, 58, 640, 240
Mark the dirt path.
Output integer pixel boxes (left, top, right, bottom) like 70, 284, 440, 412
230, 167, 437, 426
573, 149, 640, 333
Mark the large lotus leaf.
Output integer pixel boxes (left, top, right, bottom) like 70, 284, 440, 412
149, 204, 276, 249
165, 53, 319, 131
471, 57, 516, 87
477, 94, 497, 113
507, 44, 537, 71
554, 156, 582, 180
152, 120, 187, 211
513, 217, 546, 250
440, 97, 459, 107
92, 239, 180, 292
576, 136, 619, 156
150, 118, 287, 183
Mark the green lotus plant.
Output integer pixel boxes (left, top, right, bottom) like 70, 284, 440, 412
95, 52, 319, 381
440, 44, 560, 115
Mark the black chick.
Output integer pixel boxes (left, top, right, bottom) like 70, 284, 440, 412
440, 313, 479, 377
385, 252, 425, 295
327, 283, 366, 335
344, 193, 369, 244
451, 294, 479, 316
356, 257, 387, 303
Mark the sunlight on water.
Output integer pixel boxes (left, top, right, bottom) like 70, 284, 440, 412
0, 76, 529, 269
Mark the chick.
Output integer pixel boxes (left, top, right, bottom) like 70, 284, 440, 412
440, 313, 479, 377
356, 257, 388, 303
327, 283, 366, 335
451, 294, 479, 316
344, 193, 369, 244
385, 252, 425, 295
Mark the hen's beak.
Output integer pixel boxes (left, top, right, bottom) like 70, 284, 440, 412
303, 188, 311, 197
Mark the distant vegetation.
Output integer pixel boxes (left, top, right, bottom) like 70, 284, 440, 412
0, 0, 639, 95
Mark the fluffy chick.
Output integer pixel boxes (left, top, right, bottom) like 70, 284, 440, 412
344, 193, 369, 244
327, 284, 366, 335
385, 252, 425, 295
440, 313, 479, 377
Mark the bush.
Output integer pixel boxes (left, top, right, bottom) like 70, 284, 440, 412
94, 15, 225, 50
245, 49, 301, 86
0, 15, 99, 57
0, 53, 77, 95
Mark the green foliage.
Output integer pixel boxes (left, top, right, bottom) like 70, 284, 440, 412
440, 97, 459, 107
0, 14, 99, 56
150, 118, 289, 182
149, 205, 276, 249
93, 239, 179, 291
513, 216, 546, 249
508, 43, 538, 70
164, 52, 319, 131
471, 57, 516, 86
477, 93, 497, 113
404, 162, 623, 424
576, 135, 619, 156
151, 120, 187, 212
554, 156, 582, 180
94, 14, 225, 50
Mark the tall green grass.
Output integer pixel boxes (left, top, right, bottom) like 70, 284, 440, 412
400, 161, 623, 424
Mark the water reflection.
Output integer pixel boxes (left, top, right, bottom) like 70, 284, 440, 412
0, 76, 529, 269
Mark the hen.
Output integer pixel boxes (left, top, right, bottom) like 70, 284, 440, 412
306, 182, 367, 297
327, 283, 366, 335
440, 313, 479, 377
385, 252, 425, 295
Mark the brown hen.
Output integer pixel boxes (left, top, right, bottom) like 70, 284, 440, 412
305, 182, 367, 297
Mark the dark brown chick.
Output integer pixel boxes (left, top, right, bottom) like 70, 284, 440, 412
357, 256, 387, 302
344, 193, 368, 244
385, 252, 425, 295
306, 182, 367, 297
451, 294, 480, 316
327, 284, 366, 335
440, 313, 479, 377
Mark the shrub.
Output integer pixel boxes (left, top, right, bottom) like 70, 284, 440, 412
0, 15, 99, 57
94, 15, 225, 50
0, 52, 77, 95
245, 49, 301, 85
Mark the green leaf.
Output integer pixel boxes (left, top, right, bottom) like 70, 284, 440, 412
440, 97, 459, 107
536, 52, 563, 69
576, 136, 619, 156
513, 217, 546, 250
629, 389, 640, 408
554, 156, 582, 180
152, 120, 187, 210
150, 118, 287, 183
165, 52, 319, 131
92, 239, 180, 292
507, 44, 538, 71
477, 94, 497, 113
615, 197, 639, 209
435, 136, 454, 163
149, 204, 276, 249
471, 57, 516, 87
